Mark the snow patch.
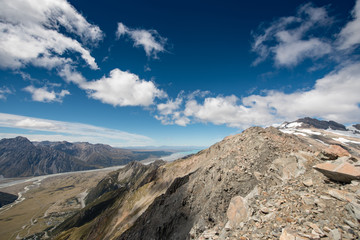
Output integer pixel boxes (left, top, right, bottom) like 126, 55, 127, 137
326, 128, 360, 139
297, 129, 322, 135
286, 122, 303, 128
332, 137, 360, 145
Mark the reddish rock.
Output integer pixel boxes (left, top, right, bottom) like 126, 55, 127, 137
320, 145, 350, 160
280, 228, 309, 240
226, 196, 248, 228
313, 162, 360, 183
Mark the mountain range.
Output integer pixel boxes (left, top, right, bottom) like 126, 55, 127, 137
0, 137, 171, 178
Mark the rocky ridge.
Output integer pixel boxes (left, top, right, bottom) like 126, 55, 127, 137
28, 118, 360, 240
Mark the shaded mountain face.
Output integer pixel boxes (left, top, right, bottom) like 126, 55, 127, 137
0, 137, 95, 178
35, 141, 171, 167
354, 124, 360, 131
0, 191, 17, 207
26, 119, 360, 240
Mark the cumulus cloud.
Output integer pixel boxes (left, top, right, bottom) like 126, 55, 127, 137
0, 86, 13, 100
116, 22, 167, 58
0, 113, 154, 146
155, 90, 211, 126
83, 69, 166, 107
23, 85, 70, 103
252, 3, 332, 67
337, 0, 360, 50
59, 65, 166, 107
155, 96, 190, 126
0, 0, 102, 70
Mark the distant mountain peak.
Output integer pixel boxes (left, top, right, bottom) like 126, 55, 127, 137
281, 117, 346, 131
0, 136, 33, 148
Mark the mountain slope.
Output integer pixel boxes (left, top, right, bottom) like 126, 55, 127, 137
28, 119, 360, 239
0, 137, 172, 178
0, 137, 95, 178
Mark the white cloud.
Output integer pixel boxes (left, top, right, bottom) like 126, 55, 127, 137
59, 66, 166, 107
0, 0, 102, 70
155, 96, 190, 126
58, 64, 87, 85
83, 69, 166, 107
23, 85, 70, 103
157, 62, 360, 128
0, 86, 13, 100
116, 22, 167, 58
15, 118, 58, 129
242, 62, 360, 124
183, 95, 275, 128
337, 0, 360, 50
0, 113, 154, 147
155, 90, 211, 126
252, 3, 332, 67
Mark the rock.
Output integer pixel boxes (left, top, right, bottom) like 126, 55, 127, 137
279, 228, 309, 240
302, 179, 313, 187
226, 196, 248, 228
202, 229, 218, 239
308, 223, 325, 237
313, 162, 360, 183
320, 145, 350, 160
260, 206, 270, 214
344, 219, 357, 228
329, 229, 341, 240
327, 189, 355, 202
272, 156, 305, 181
346, 202, 360, 221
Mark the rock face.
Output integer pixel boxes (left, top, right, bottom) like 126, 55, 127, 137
26, 122, 360, 240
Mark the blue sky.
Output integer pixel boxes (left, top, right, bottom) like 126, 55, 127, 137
0, 0, 359, 147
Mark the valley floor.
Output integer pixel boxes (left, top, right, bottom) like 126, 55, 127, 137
0, 168, 118, 240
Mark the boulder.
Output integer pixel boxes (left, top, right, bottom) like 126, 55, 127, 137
313, 162, 360, 183
226, 196, 248, 228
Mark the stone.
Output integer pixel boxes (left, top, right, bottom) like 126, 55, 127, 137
308, 223, 325, 237
226, 196, 248, 228
313, 162, 360, 183
329, 229, 341, 240
260, 206, 270, 214
344, 219, 357, 228
346, 202, 360, 221
279, 228, 309, 240
319, 145, 350, 160
303, 178, 313, 187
